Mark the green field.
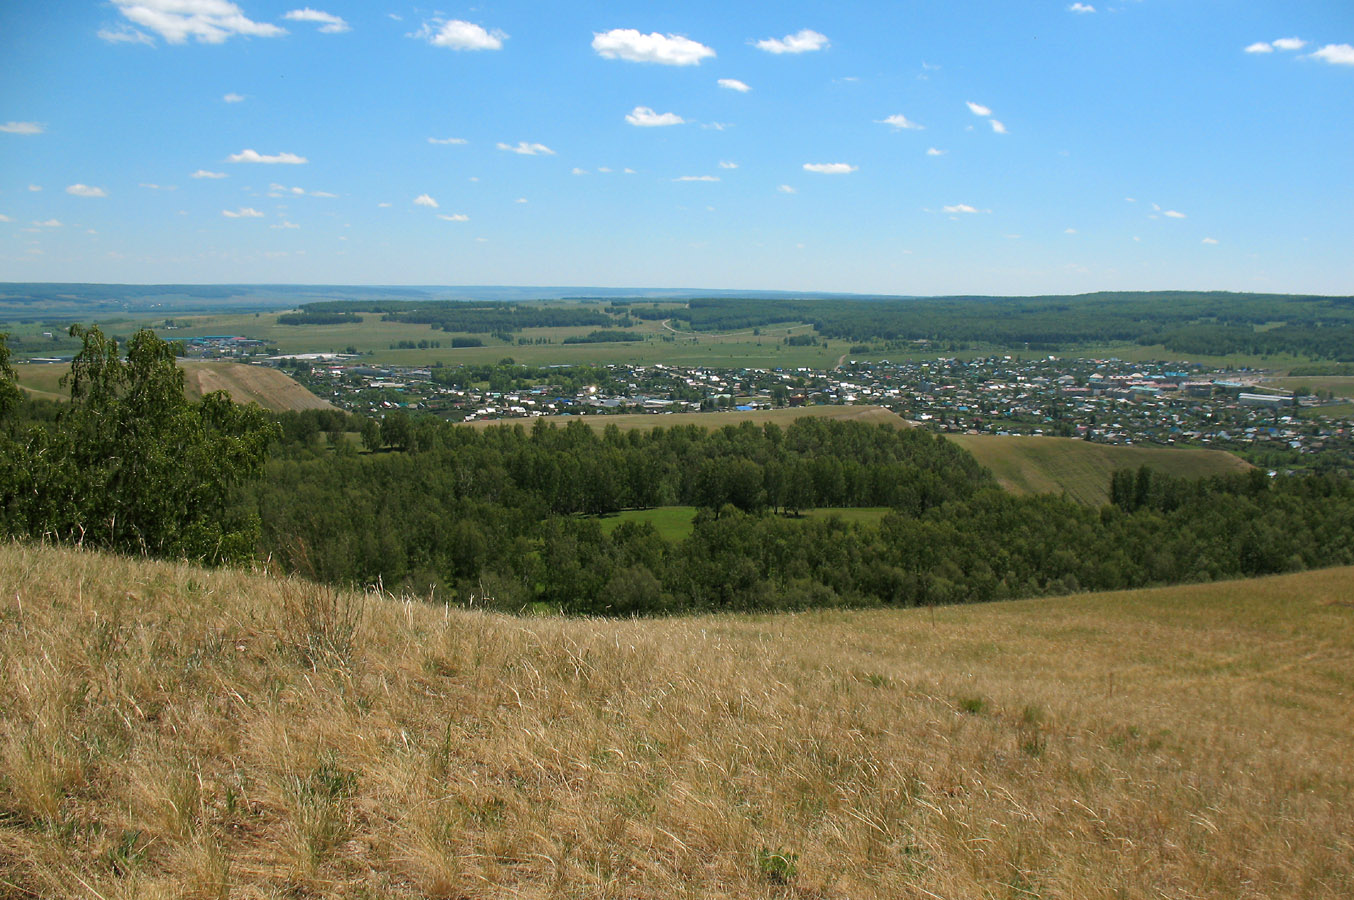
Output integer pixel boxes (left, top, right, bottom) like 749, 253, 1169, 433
947, 433, 1252, 505
1265, 375, 1354, 398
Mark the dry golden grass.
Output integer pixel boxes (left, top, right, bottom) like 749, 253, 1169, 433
14, 362, 333, 412
2, 543, 1351, 899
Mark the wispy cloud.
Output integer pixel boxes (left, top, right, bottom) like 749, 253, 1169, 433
66, 184, 108, 198
413, 194, 438, 208
0, 121, 43, 135
284, 8, 350, 34
674, 175, 719, 182
271, 220, 301, 229
943, 204, 978, 214
990, 119, 1008, 134
1068, 3, 1095, 13
626, 106, 684, 127
191, 169, 227, 179
1273, 37, 1307, 51
438, 213, 469, 222
1202, 237, 1219, 245
414, 19, 505, 51
718, 78, 751, 92
427, 136, 467, 145
755, 29, 829, 54
778, 185, 797, 194
98, 24, 154, 45
1311, 43, 1354, 65
229, 149, 307, 164
1245, 42, 1275, 54
571, 167, 588, 175
223, 92, 245, 103
33, 219, 61, 227
926, 147, 946, 156
110, 0, 285, 44
497, 141, 554, 156
877, 114, 924, 130
138, 183, 176, 191
222, 207, 264, 218
965, 101, 992, 117
592, 29, 714, 65
718, 161, 738, 169
803, 162, 857, 174
1164, 209, 1186, 219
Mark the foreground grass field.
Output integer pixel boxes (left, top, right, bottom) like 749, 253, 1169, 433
13, 362, 332, 412
2, 544, 1351, 899
947, 434, 1251, 506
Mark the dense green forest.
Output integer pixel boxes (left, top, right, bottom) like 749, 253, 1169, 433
4, 328, 1354, 617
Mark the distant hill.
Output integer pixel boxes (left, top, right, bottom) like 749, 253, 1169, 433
947, 433, 1251, 505
14, 361, 333, 412
3, 542, 1350, 898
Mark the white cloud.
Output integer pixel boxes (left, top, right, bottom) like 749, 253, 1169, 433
497, 141, 554, 156
626, 106, 684, 127
755, 29, 829, 54
1164, 209, 1186, 218
718, 160, 738, 169
0, 121, 43, 135
222, 207, 264, 218
591, 29, 714, 65
718, 78, 751, 92
943, 204, 978, 214
310, 190, 336, 198
802, 162, 857, 174
414, 19, 505, 50
926, 147, 946, 156
674, 175, 719, 182
428, 136, 467, 145
191, 169, 227, 179
66, 184, 108, 198
778, 185, 797, 193
437, 213, 469, 222
138, 183, 176, 190
990, 119, 1008, 134
1064, 227, 1078, 234
1272, 37, 1307, 51
1310, 43, 1354, 65
98, 25, 154, 45
271, 220, 301, 229
878, 114, 924, 130
413, 194, 438, 208
223, 92, 245, 103
1202, 237, 1219, 245
515, 197, 528, 203
111, 0, 285, 45
624, 168, 637, 174
1068, 3, 1095, 13
1245, 42, 1274, 54
571, 167, 588, 175
703, 122, 732, 131
1125, 197, 1136, 202
284, 8, 350, 34
27, 185, 42, 191
228, 149, 307, 164
965, 101, 992, 117
598, 167, 612, 173
33, 219, 61, 227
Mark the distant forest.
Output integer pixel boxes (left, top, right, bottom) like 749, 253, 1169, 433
297, 291, 1354, 360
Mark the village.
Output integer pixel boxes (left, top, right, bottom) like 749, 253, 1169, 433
273, 351, 1353, 471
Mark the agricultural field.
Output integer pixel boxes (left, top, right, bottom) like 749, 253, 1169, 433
1265, 375, 1354, 398
947, 434, 1252, 506
13, 361, 331, 412
3, 542, 1351, 898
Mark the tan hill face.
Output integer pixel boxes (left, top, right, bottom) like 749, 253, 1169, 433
14, 361, 333, 412
3, 543, 1350, 898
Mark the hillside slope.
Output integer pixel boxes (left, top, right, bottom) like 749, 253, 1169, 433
14, 361, 333, 412
2, 544, 1350, 898
947, 433, 1251, 505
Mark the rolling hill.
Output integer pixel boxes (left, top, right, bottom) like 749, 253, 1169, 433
947, 433, 1252, 506
13, 361, 333, 412
2, 543, 1350, 898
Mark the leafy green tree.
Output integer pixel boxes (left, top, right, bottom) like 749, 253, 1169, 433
2, 325, 277, 563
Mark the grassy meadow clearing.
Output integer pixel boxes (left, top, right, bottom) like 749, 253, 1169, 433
1, 542, 1351, 899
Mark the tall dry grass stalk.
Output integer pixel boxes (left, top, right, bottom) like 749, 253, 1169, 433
1, 541, 1351, 898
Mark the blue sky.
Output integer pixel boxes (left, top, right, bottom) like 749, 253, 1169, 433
1, 1, 1351, 295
